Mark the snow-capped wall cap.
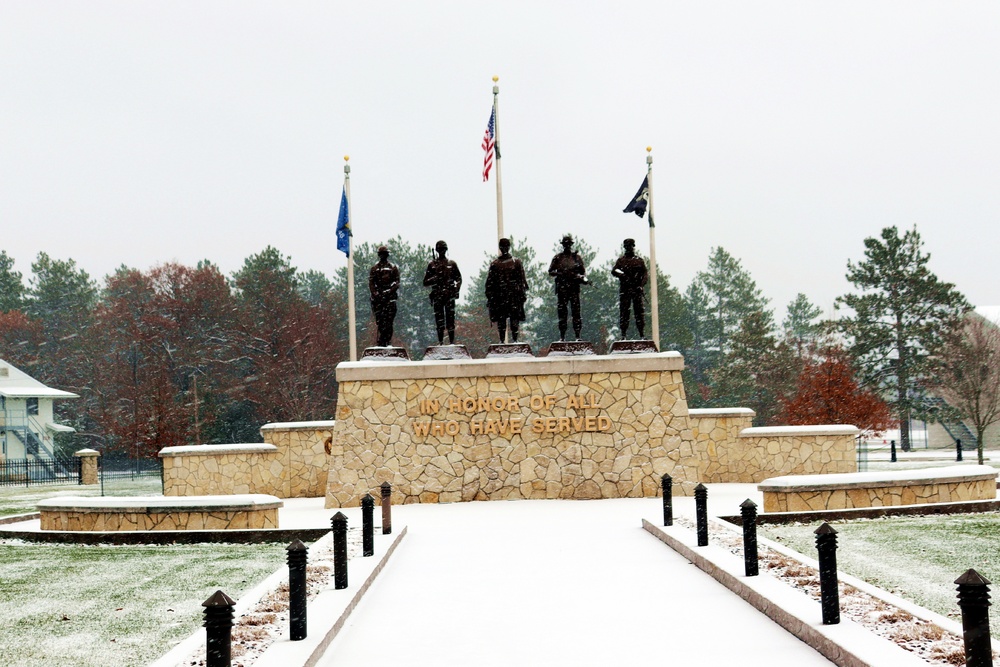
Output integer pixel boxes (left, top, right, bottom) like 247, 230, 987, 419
73, 448, 100, 457
260, 420, 336, 431
740, 424, 860, 438
688, 408, 756, 418
158, 443, 277, 457
759, 465, 997, 490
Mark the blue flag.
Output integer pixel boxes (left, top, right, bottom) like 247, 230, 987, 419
336, 186, 351, 256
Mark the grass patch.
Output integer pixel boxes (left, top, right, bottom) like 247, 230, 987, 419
761, 512, 1000, 637
0, 539, 287, 667
0, 478, 162, 517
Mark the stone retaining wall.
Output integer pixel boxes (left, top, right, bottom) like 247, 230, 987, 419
37, 495, 281, 531
759, 465, 998, 512
259, 420, 332, 497
327, 353, 697, 507
160, 444, 283, 496
689, 408, 756, 481
709, 425, 859, 484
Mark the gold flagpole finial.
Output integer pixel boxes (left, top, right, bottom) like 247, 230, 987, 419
492, 75, 499, 83
344, 155, 350, 175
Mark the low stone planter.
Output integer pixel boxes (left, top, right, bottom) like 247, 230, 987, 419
758, 465, 998, 512
37, 494, 282, 531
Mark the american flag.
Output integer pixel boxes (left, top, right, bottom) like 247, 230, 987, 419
482, 106, 496, 181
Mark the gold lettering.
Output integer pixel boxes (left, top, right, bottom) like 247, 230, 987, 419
496, 419, 509, 435
566, 395, 580, 409
463, 397, 477, 412
586, 394, 600, 409
545, 395, 557, 409
448, 398, 461, 413
413, 421, 430, 436
598, 416, 612, 431
507, 397, 519, 411
431, 422, 445, 436
572, 417, 584, 431
545, 418, 558, 433
532, 418, 544, 433
445, 421, 460, 436
470, 420, 484, 435
510, 419, 523, 434
484, 420, 497, 435
558, 417, 570, 433
530, 395, 544, 410
585, 416, 597, 431
419, 399, 440, 415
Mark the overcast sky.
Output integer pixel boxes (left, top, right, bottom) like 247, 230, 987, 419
2, 1, 999, 319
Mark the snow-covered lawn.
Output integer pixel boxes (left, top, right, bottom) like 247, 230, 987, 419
0, 478, 162, 517
0, 539, 288, 667
761, 513, 1000, 638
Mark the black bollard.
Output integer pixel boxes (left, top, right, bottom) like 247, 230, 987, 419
890, 439, 897, 463
955, 569, 992, 667
957, 439, 964, 462
694, 483, 708, 547
331, 511, 348, 590
202, 590, 236, 667
740, 499, 759, 577
661, 473, 673, 527
361, 494, 374, 557
814, 523, 840, 625
286, 540, 308, 641
380, 481, 392, 535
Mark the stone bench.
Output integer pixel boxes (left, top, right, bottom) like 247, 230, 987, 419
758, 465, 998, 513
37, 494, 282, 531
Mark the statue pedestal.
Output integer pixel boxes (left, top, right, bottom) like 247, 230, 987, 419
485, 343, 533, 358
548, 341, 595, 356
609, 340, 659, 354
424, 345, 472, 361
360, 346, 410, 361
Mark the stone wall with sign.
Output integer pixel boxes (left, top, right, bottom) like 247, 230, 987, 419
327, 353, 700, 507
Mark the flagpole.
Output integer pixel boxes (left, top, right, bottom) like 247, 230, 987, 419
646, 146, 659, 347
493, 76, 504, 240
345, 155, 357, 361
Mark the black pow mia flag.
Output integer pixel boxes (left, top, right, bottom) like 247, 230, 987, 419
622, 175, 653, 227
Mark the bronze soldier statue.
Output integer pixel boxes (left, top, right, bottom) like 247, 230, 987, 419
611, 238, 648, 339
485, 237, 528, 343
423, 240, 462, 345
547, 234, 588, 341
368, 245, 400, 347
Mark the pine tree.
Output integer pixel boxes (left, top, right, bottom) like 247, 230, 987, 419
783, 293, 823, 355
836, 226, 970, 451
710, 310, 797, 425
0, 251, 25, 313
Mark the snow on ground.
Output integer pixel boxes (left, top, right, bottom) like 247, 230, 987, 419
311, 492, 837, 667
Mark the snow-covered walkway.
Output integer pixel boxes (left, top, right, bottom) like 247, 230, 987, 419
314, 492, 835, 666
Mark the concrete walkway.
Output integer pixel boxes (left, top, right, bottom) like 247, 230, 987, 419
313, 489, 835, 667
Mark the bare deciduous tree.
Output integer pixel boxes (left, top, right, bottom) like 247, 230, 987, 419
928, 315, 1000, 465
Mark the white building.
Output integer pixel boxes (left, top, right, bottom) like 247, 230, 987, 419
0, 358, 78, 463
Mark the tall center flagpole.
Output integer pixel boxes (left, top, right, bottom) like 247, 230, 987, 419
345, 156, 357, 361
493, 76, 504, 240
646, 146, 659, 347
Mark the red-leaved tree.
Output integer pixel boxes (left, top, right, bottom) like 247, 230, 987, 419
779, 345, 893, 433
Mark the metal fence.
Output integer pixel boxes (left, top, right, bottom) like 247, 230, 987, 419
98, 455, 161, 481
0, 457, 81, 487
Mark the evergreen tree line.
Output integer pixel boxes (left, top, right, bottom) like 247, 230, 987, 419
0, 224, 974, 455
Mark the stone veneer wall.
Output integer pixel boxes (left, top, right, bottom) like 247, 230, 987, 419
40, 507, 279, 531
37, 494, 281, 531
259, 420, 332, 497
160, 444, 283, 496
327, 353, 698, 507
732, 426, 858, 482
689, 408, 756, 481
760, 466, 998, 512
